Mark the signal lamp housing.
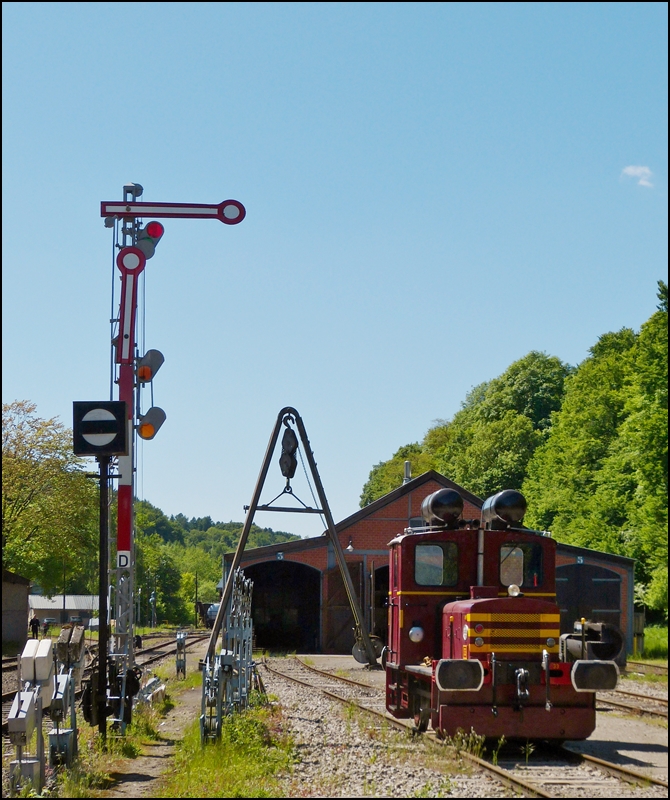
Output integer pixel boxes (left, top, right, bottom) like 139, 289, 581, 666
136, 221, 165, 259
136, 349, 165, 383
137, 407, 166, 440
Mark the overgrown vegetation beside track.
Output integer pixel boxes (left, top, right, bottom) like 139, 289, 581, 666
154, 695, 295, 798
640, 625, 668, 660
55, 700, 168, 797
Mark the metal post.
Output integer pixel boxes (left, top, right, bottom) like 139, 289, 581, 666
370, 562, 375, 635
97, 455, 110, 746
205, 413, 285, 663
292, 411, 378, 666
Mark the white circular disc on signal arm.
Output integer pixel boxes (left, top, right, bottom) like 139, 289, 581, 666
217, 200, 246, 224
122, 251, 141, 270
223, 204, 240, 219
82, 409, 117, 446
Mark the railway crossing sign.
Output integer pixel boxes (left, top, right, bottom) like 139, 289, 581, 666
73, 401, 127, 456
100, 199, 246, 225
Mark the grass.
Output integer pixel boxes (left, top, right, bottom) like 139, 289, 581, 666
639, 625, 668, 660
154, 699, 295, 798
55, 710, 151, 797
53, 683, 180, 797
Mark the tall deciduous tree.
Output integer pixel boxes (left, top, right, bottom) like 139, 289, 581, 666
524, 282, 668, 615
2, 400, 98, 594
360, 352, 571, 506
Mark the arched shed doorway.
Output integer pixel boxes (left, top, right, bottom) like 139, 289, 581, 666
556, 563, 622, 633
244, 560, 321, 652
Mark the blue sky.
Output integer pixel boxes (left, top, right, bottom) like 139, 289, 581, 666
3, 2, 667, 537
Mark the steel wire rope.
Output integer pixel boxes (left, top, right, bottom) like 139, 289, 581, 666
297, 444, 327, 532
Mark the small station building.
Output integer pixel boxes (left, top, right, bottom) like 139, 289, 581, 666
222, 471, 635, 655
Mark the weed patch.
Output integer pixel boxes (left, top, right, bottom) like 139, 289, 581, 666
154, 700, 294, 797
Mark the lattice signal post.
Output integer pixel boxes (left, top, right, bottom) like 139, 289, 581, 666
101, 184, 245, 727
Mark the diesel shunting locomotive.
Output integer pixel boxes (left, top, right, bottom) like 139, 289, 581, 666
383, 488, 620, 740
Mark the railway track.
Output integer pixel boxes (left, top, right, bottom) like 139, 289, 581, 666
264, 657, 668, 799
597, 688, 668, 720
2, 634, 209, 733
626, 661, 668, 677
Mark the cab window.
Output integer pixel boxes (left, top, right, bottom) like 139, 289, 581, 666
500, 543, 543, 587
415, 542, 458, 586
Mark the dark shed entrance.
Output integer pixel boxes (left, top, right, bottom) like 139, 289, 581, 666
556, 563, 622, 633
244, 561, 321, 652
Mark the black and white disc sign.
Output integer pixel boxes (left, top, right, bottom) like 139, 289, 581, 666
73, 401, 128, 455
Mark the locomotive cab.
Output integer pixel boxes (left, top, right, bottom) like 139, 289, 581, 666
385, 489, 619, 741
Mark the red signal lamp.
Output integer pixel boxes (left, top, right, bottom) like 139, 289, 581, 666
145, 221, 164, 239
136, 220, 165, 259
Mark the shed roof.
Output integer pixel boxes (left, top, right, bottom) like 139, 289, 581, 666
28, 595, 99, 612
221, 470, 636, 576
223, 471, 480, 569
3, 569, 31, 586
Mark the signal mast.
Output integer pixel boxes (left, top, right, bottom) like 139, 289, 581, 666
102, 183, 245, 728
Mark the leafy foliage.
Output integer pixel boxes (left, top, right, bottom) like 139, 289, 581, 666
360, 282, 667, 618
2, 400, 99, 594
523, 283, 668, 612
360, 351, 571, 505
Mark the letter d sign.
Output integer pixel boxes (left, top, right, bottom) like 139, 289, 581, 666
117, 551, 130, 569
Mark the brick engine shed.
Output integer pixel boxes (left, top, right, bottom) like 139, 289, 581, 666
223, 471, 635, 656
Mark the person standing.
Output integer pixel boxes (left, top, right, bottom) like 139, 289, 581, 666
29, 615, 40, 639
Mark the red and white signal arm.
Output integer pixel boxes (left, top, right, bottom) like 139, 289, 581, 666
115, 247, 146, 365
101, 199, 246, 225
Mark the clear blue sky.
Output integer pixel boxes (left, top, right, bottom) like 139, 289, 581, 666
3, 2, 667, 538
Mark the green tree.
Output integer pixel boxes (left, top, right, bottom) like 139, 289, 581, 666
523, 282, 667, 617
134, 529, 188, 624
360, 352, 571, 506
2, 400, 98, 594
438, 412, 542, 498
360, 443, 436, 507
523, 328, 637, 539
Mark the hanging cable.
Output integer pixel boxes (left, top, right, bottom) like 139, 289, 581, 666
298, 445, 327, 532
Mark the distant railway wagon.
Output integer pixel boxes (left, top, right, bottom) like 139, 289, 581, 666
383, 488, 622, 741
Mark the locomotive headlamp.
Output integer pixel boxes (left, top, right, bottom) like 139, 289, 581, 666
546, 638, 556, 648
474, 637, 484, 647
408, 626, 424, 643
508, 584, 522, 597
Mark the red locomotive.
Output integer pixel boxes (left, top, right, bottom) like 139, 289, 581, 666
383, 488, 620, 740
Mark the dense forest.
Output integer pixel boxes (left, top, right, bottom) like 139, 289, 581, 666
360, 281, 668, 618
3, 282, 666, 622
